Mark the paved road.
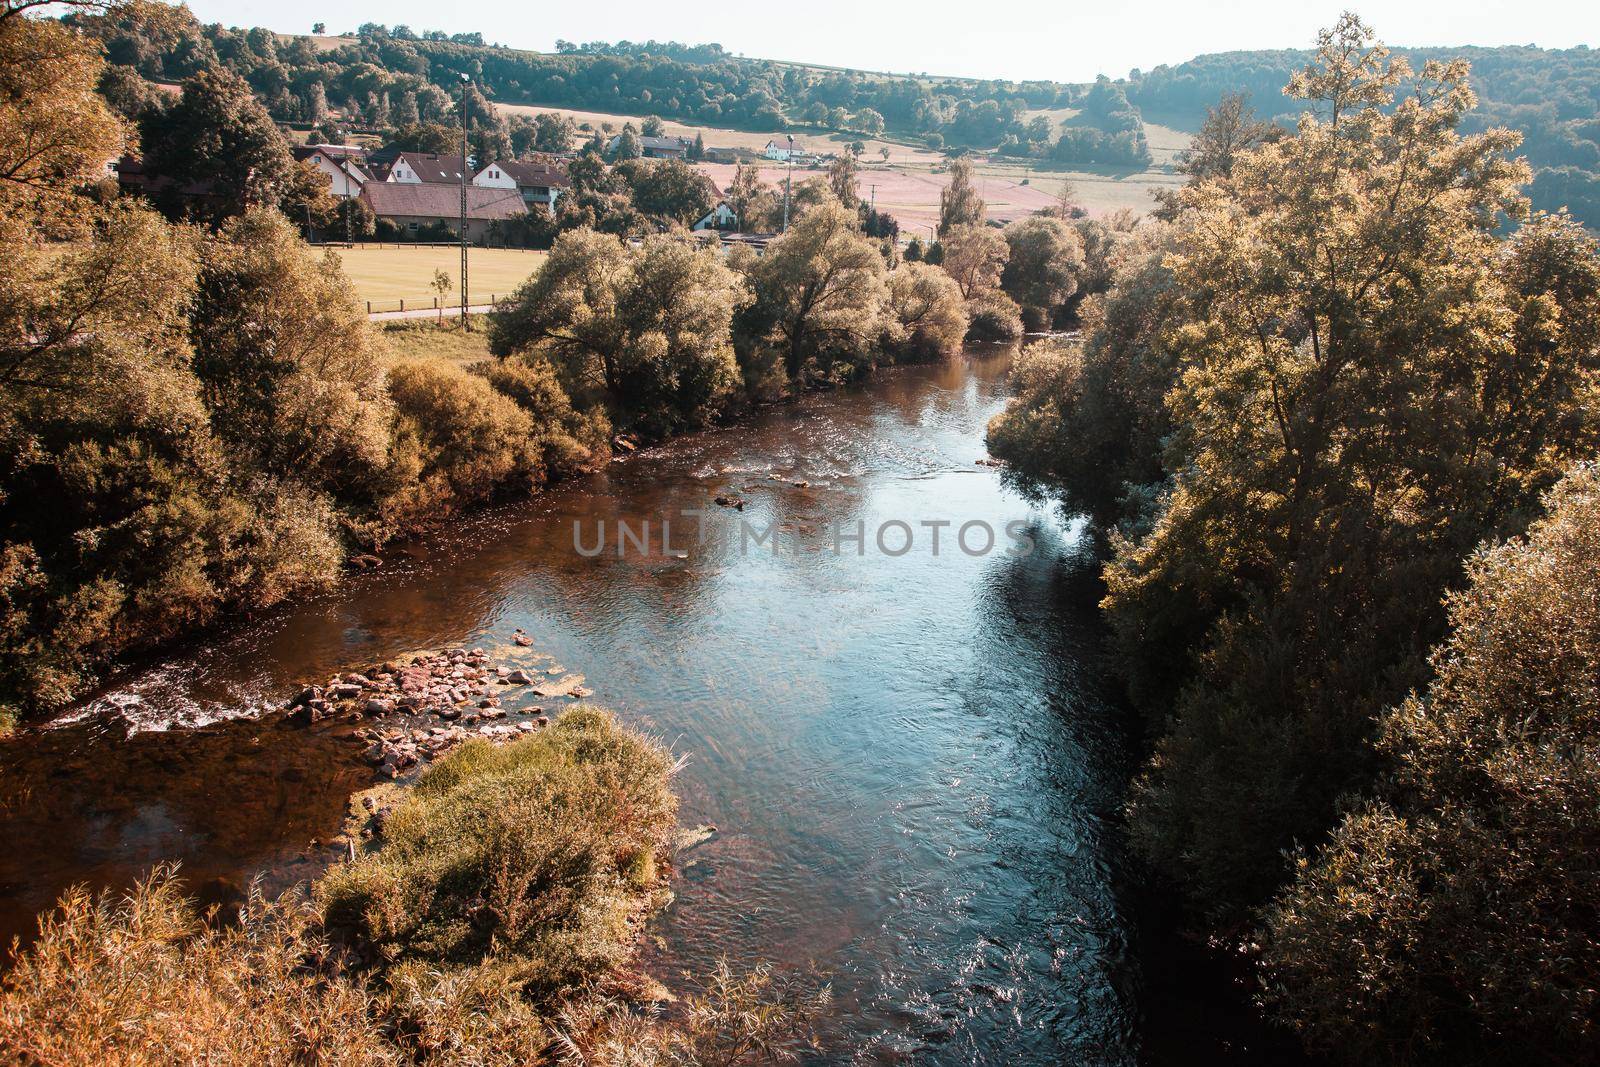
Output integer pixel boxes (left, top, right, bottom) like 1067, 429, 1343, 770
368, 303, 496, 322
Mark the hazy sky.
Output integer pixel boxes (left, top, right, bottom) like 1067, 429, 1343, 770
182, 0, 1600, 83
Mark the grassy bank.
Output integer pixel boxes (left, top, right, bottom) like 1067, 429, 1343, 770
0, 708, 823, 1063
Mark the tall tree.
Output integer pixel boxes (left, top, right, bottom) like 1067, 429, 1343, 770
937, 157, 985, 234
143, 66, 296, 221
826, 151, 860, 209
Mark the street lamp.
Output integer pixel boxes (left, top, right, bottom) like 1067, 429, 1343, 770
458, 72, 470, 330
782, 133, 794, 233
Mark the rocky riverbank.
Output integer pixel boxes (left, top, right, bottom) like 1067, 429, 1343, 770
286, 642, 596, 780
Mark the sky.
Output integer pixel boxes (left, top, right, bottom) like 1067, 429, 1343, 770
181, 0, 1600, 83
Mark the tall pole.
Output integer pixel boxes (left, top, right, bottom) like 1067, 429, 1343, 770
782, 134, 794, 233
459, 73, 470, 330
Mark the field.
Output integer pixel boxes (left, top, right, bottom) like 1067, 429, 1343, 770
326, 244, 546, 312
495, 102, 1190, 230
493, 102, 947, 167
377, 318, 495, 367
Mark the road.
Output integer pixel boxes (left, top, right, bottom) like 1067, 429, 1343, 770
368, 303, 496, 322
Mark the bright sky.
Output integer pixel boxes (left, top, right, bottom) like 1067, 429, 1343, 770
182, 0, 1600, 83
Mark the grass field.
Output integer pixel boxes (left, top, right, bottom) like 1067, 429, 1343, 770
377, 318, 495, 367
326, 244, 546, 313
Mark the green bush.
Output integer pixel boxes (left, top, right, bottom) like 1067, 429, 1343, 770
318, 707, 678, 1002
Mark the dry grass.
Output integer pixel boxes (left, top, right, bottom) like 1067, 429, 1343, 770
379, 318, 496, 368
325, 244, 546, 312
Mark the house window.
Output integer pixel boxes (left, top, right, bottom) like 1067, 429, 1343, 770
407, 221, 418, 231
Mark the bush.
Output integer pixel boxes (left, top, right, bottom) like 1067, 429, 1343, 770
963, 290, 1023, 343
318, 707, 678, 1002
481, 354, 612, 478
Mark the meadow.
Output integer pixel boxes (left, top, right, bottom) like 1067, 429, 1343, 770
326, 243, 547, 312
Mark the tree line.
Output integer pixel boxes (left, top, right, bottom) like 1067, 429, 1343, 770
987, 15, 1600, 1063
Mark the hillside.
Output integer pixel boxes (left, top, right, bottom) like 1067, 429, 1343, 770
75, 9, 1600, 226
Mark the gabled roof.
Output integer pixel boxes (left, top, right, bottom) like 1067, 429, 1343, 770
480, 159, 571, 189
293, 143, 367, 163
390, 152, 471, 183
361, 183, 527, 221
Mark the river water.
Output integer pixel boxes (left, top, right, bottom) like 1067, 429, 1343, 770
0, 351, 1267, 1063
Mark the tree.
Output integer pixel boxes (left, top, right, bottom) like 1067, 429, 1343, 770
855, 108, 884, 136
938, 223, 1008, 299
312, 21, 325, 33
489, 229, 744, 437
0, 16, 127, 220
738, 202, 887, 380
826, 151, 860, 209
1000, 215, 1084, 328
388, 121, 457, 154
608, 124, 642, 162
937, 156, 984, 234
880, 262, 967, 363
1101, 14, 1598, 923
640, 115, 665, 137
143, 66, 297, 221
621, 158, 715, 225
904, 236, 924, 262
689, 131, 705, 161
189, 211, 392, 500
533, 111, 575, 153
1264, 463, 1600, 1064
726, 160, 780, 232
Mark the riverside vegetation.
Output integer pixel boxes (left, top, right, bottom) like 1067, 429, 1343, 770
987, 14, 1600, 1063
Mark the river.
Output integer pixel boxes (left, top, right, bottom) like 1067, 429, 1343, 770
0, 350, 1288, 1064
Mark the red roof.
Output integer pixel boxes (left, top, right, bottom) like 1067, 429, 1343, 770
479, 159, 571, 189
361, 183, 527, 221
390, 152, 470, 183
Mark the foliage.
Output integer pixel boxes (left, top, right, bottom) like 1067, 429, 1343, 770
988, 15, 1600, 933
619, 157, 716, 226
319, 707, 677, 1000
1000, 215, 1083, 329
962, 290, 1023, 344
880, 262, 968, 363
936, 157, 984, 235
1263, 464, 1600, 1064
140, 66, 298, 221
737, 202, 886, 381
0, 16, 126, 222
490, 230, 744, 437
937, 223, 1007, 300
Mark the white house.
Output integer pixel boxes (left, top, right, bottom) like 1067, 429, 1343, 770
691, 200, 738, 232
293, 144, 370, 199
386, 152, 470, 184
472, 159, 570, 212
763, 139, 803, 161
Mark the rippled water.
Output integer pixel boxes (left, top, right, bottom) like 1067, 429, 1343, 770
1, 351, 1164, 1062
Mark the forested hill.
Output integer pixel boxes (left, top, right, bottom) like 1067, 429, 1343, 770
79, 7, 1600, 222
1127, 44, 1600, 224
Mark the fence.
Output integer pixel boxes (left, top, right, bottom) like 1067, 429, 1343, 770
364, 294, 514, 316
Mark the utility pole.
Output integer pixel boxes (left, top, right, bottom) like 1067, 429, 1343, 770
458, 72, 470, 330
782, 134, 794, 232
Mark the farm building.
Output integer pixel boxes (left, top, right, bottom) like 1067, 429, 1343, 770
473, 159, 570, 211
607, 134, 693, 159
361, 182, 526, 241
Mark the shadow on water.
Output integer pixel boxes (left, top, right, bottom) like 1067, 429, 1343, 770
0, 348, 1302, 1065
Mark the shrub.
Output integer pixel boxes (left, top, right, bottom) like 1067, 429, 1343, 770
963, 290, 1023, 343
318, 707, 678, 1002
380, 358, 540, 528
481, 354, 612, 479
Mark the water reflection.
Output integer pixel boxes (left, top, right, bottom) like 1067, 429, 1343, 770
0, 349, 1139, 1063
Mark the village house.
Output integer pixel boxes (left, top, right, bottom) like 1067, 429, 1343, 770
691, 199, 738, 232
384, 152, 471, 184
360, 182, 526, 241
472, 159, 570, 212
763, 138, 803, 161
292, 144, 369, 199
607, 133, 693, 160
